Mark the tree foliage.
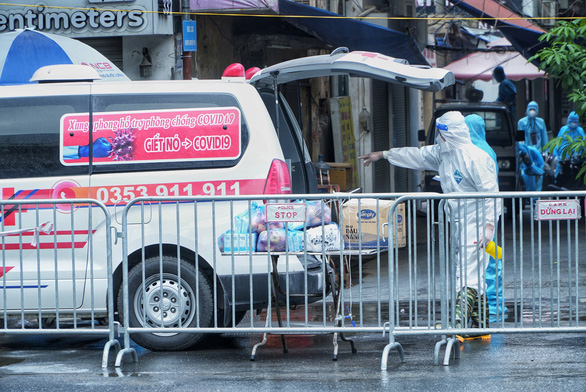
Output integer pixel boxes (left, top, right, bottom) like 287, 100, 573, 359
529, 19, 586, 118
530, 19, 586, 186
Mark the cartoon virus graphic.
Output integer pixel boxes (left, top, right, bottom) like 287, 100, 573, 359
108, 127, 136, 161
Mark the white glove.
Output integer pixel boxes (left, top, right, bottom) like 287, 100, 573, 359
478, 223, 494, 249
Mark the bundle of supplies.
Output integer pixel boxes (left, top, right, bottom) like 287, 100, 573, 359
304, 224, 341, 252
341, 198, 406, 249
218, 231, 258, 253
288, 200, 332, 230
233, 202, 283, 234
217, 200, 340, 253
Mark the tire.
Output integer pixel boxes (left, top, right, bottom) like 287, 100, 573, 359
117, 256, 214, 351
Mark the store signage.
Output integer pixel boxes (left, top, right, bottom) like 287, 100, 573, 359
183, 20, 196, 52
0, 0, 170, 36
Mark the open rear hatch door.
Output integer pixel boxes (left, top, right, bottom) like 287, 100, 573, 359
249, 48, 454, 92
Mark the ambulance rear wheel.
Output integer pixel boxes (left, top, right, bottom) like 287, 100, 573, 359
118, 256, 214, 351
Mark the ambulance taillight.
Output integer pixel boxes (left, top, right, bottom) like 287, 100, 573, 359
263, 159, 292, 195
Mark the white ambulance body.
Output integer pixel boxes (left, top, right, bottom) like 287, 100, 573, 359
0, 49, 454, 350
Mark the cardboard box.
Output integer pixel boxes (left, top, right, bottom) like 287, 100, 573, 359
327, 162, 353, 191
342, 198, 406, 249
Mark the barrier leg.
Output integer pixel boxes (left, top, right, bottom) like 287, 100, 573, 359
115, 321, 138, 367
251, 305, 271, 361
381, 325, 405, 371
433, 337, 447, 365
331, 259, 356, 360
442, 336, 460, 366
115, 347, 138, 367
381, 341, 405, 371
101, 339, 121, 368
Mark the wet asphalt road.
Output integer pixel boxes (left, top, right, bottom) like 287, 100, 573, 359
1, 212, 586, 391
0, 330, 585, 391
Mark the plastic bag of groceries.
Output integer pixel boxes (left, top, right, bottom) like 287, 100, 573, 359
256, 229, 305, 252
257, 228, 287, 252
233, 202, 283, 234
304, 223, 341, 252
289, 200, 332, 231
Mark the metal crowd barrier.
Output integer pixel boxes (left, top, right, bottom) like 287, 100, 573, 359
0, 199, 118, 368
114, 193, 410, 366
2, 192, 585, 370
382, 191, 586, 370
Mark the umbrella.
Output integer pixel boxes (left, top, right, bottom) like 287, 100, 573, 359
0, 29, 130, 85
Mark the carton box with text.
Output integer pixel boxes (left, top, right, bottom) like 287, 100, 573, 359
342, 199, 405, 249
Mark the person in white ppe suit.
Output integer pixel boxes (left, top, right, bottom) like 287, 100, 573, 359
359, 111, 501, 339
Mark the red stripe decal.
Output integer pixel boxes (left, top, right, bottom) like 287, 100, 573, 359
0, 242, 87, 250
0, 266, 14, 278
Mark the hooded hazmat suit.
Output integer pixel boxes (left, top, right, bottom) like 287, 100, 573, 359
383, 111, 501, 293
518, 101, 548, 152
553, 111, 585, 177
493, 66, 517, 120
465, 114, 506, 320
466, 114, 497, 169
519, 142, 545, 190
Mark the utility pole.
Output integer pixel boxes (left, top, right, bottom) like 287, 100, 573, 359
182, 0, 192, 80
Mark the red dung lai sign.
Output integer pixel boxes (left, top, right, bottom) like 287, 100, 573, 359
60, 107, 241, 165
535, 199, 581, 221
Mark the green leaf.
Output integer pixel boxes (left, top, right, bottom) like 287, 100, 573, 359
577, 164, 586, 184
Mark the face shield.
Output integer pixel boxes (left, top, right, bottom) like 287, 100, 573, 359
435, 122, 448, 144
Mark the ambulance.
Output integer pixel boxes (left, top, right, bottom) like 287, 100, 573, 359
0, 49, 453, 350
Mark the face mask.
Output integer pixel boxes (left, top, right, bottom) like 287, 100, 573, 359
569, 122, 578, 130
529, 109, 536, 118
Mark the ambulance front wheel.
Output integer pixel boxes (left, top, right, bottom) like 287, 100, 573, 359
117, 255, 214, 351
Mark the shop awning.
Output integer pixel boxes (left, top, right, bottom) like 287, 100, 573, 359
278, 0, 428, 66
451, 0, 547, 62
190, 0, 278, 12
444, 46, 546, 82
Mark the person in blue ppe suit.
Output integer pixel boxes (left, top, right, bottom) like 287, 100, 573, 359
518, 102, 548, 152
553, 111, 585, 177
519, 143, 545, 191
465, 114, 507, 322
360, 111, 501, 340
493, 66, 517, 121
518, 102, 548, 191
466, 114, 497, 168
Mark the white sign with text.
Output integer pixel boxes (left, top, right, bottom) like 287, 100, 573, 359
266, 203, 306, 223
535, 199, 581, 221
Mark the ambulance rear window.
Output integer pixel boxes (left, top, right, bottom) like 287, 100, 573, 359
0, 95, 89, 179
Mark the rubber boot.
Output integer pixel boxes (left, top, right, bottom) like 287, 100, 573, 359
455, 287, 477, 328
459, 292, 491, 342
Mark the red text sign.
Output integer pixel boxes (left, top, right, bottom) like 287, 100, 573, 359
60, 107, 241, 165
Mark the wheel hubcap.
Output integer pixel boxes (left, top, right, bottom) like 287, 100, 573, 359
134, 275, 195, 329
